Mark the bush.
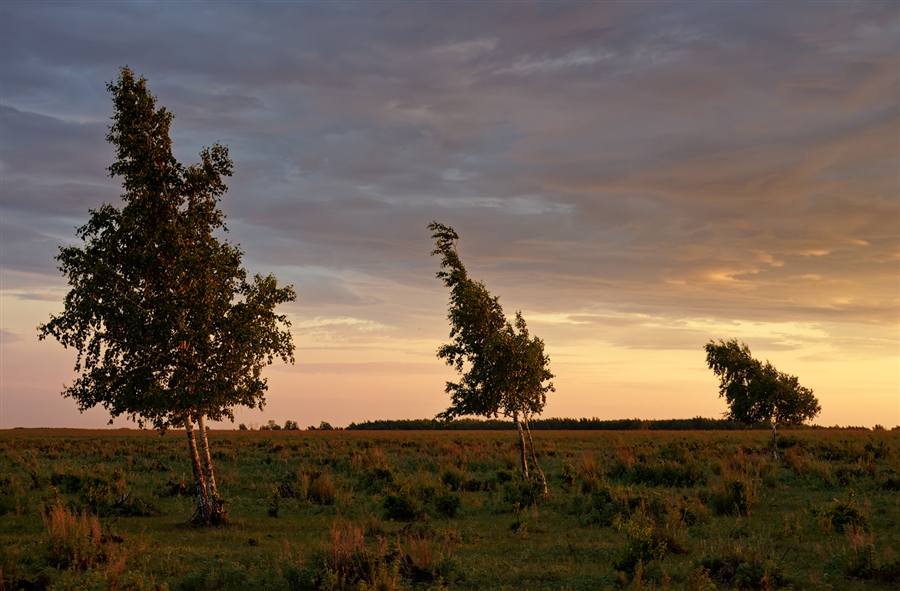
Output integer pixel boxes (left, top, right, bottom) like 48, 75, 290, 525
571, 484, 627, 526
268, 487, 280, 518
627, 459, 707, 488
700, 552, 786, 589
502, 478, 544, 513
711, 479, 756, 516
613, 518, 673, 574
495, 469, 516, 484
383, 492, 417, 521
308, 474, 336, 506
879, 469, 900, 491
176, 558, 286, 591
358, 466, 394, 493
813, 491, 869, 533
440, 468, 464, 491
50, 467, 128, 512
433, 490, 461, 518
560, 460, 576, 493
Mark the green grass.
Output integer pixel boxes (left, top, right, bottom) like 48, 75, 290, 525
1, 428, 898, 590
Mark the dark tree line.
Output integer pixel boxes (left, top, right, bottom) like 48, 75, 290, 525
347, 417, 780, 431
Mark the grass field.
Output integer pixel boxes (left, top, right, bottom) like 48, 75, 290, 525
1, 428, 898, 590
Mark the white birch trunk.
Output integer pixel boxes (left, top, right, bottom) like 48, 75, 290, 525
770, 420, 779, 460
196, 415, 219, 499
514, 415, 530, 481
523, 414, 548, 495
184, 414, 212, 524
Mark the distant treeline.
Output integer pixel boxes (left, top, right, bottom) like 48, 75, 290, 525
345, 417, 788, 431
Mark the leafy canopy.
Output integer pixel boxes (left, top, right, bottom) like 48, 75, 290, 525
38, 67, 296, 430
429, 222, 554, 422
704, 339, 820, 427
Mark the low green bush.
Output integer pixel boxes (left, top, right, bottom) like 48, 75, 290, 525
710, 479, 756, 516
433, 490, 461, 518
383, 492, 417, 521
813, 490, 869, 533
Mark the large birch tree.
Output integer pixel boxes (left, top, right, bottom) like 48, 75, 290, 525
429, 222, 554, 491
38, 68, 295, 525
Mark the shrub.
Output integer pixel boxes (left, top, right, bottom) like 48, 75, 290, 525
440, 468, 464, 491
613, 518, 669, 574
571, 484, 627, 526
879, 469, 900, 491
711, 479, 756, 516
627, 459, 707, 488
827, 540, 879, 580
268, 487, 280, 518
358, 466, 394, 493
433, 490, 461, 518
560, 460, 576, 493
502, 478, 544, 513
461, 477, 495, 492
309, 474, 336, 505
813, 491, 869, 533
834, 464, 863, 487
383, 492, 417, 521
50, 467, 128, 512
495, 469, 516, 484
176, 558, 285, 591
700, 552, 786, 590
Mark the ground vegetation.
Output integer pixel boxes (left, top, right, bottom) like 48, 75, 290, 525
1, 428, 897, 590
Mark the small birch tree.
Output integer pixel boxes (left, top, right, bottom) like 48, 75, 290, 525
429, 222, 554, 491
704, 339, 820, 459
38, 68, 295, 525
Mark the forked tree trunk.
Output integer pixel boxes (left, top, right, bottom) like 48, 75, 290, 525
184, 415, 213, 525
514, 415, 530, 481
196, 415, 219, 499
523, 415, 548, 495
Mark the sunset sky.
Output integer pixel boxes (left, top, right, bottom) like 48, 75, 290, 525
1, 2, 897, 429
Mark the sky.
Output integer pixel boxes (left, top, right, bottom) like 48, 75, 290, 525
1, 1, 897, 430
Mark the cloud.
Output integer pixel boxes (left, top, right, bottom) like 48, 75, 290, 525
0, 329, 24, 344
0, 1, 897, 427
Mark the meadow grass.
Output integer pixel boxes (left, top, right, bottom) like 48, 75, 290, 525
1, 428, 897, 590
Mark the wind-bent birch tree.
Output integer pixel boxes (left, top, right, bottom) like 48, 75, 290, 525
429, 222, 554, 491
38, 68, 295, 525
704, 339, 820, 459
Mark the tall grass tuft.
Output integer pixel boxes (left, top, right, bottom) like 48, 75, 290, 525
42, 502, 105, 570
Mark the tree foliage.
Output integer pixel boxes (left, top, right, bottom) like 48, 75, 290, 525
429, 222, 554, 486
38, 67, 296, 524
704, 338, 820, 458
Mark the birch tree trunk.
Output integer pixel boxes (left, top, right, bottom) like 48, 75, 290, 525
514, 415, 530, 481
196, 414, 219, 499
523, 414, 548, 495
184, 415, 213, 524
770, 420, 779, 460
